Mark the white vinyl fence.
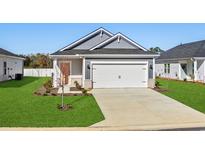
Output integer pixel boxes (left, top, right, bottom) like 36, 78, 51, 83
24, 68, 53, 77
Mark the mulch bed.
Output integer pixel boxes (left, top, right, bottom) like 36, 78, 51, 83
34, 86, 92, 96
153, 87, 169, 93
70, 87, 81, 91
157, 77, 205, 86
57, 104, 73, 111
34, 86, 58, 96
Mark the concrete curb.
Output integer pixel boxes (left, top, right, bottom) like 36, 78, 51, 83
0, 122, 205, 131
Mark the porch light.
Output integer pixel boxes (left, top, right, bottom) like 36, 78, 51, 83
149, 64, 153, 70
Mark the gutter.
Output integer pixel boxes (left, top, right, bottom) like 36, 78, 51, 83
50, 54, 159, 59
156, 57, 192, 61
193, 57, 205, 60
0, 54, 25, 60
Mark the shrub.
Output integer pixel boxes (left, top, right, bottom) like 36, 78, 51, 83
155, 81, 160, 88
43, 93, 48, 96
82, 89, 88, 96
74, 81, 82, 90
44, 79, 52, 89
183, 78, 187, 82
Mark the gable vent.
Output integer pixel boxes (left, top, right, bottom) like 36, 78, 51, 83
100, 30, 103, 38
117, 35, 121, 43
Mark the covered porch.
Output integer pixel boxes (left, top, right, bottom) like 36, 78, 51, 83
178, 58, 205, 82
52, 57, 86, 88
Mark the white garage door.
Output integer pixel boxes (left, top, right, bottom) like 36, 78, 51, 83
92, 63, 148, 88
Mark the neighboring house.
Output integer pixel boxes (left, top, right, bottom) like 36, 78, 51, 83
156, 40, 205, 82
50, 28, 159, 89
0, 48, 24, 81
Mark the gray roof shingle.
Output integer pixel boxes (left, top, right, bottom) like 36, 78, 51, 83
0, 48, 23, 58
51, 48, 155, 55
158, 40, 205, 60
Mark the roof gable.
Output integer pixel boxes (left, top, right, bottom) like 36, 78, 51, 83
60, 28, 113, 51
90, 33, 147, 51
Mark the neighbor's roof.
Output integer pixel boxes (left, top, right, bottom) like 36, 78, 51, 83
51, 48, 155, 55
158, 40, 205, 60
0, 48, 23, 58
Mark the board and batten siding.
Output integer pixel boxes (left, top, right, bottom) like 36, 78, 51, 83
197, 60, 205, 82
0, 56, 23, 81
155, 63, 179, 79
73, 33, 111, 50
101, 38, 136, 49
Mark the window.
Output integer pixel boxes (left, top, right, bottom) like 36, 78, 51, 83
3, 61, 7, 75
168, 64, 170, 73
164, 64, 167, 73
164, 64, 170, 74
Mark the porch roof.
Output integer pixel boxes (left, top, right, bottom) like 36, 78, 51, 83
51, 48, 156, 55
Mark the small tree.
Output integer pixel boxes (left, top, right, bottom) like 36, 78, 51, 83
149, 47, 164, 53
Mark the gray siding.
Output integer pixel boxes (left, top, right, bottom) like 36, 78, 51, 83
73, 33, 111, 50
101, 38, 137, 49
71, 59, 82, 75
57, 59, 82, 76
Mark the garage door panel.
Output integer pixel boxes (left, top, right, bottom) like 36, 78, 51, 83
92, 64, 148, 88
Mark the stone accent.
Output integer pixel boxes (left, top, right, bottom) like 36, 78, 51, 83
148, 79, 155, 88
84, 79, 92, 89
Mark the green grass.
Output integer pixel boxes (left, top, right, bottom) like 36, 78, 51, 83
0, 77, 104, 127
157, 78, 205, 113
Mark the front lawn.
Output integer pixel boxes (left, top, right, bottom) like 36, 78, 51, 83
156, 78, 205, 114
0, 77, 104, 127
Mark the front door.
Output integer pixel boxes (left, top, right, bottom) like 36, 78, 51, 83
60, 62, 70, 84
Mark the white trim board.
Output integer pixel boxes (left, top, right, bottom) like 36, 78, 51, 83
0, 54, 25, 60
50, 54, 159, 59
90, 33, 148, 51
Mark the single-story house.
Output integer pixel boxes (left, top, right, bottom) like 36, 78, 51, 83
50, 28, 159, 89
0, 48, 24, 81
156, 40, 205, 82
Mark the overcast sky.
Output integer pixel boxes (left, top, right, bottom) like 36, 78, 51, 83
1, 23, 205, 55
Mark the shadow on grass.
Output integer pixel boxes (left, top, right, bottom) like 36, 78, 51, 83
0, 77, 39, 88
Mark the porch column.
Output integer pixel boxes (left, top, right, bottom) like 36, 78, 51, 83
53, 58, 58, 88
153, 58, 155, 79
82, 57, 85, 88
194, 60, 198, 81
178, 63, 181, 80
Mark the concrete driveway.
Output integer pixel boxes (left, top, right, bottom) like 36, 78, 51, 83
91, 88, 205, 130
